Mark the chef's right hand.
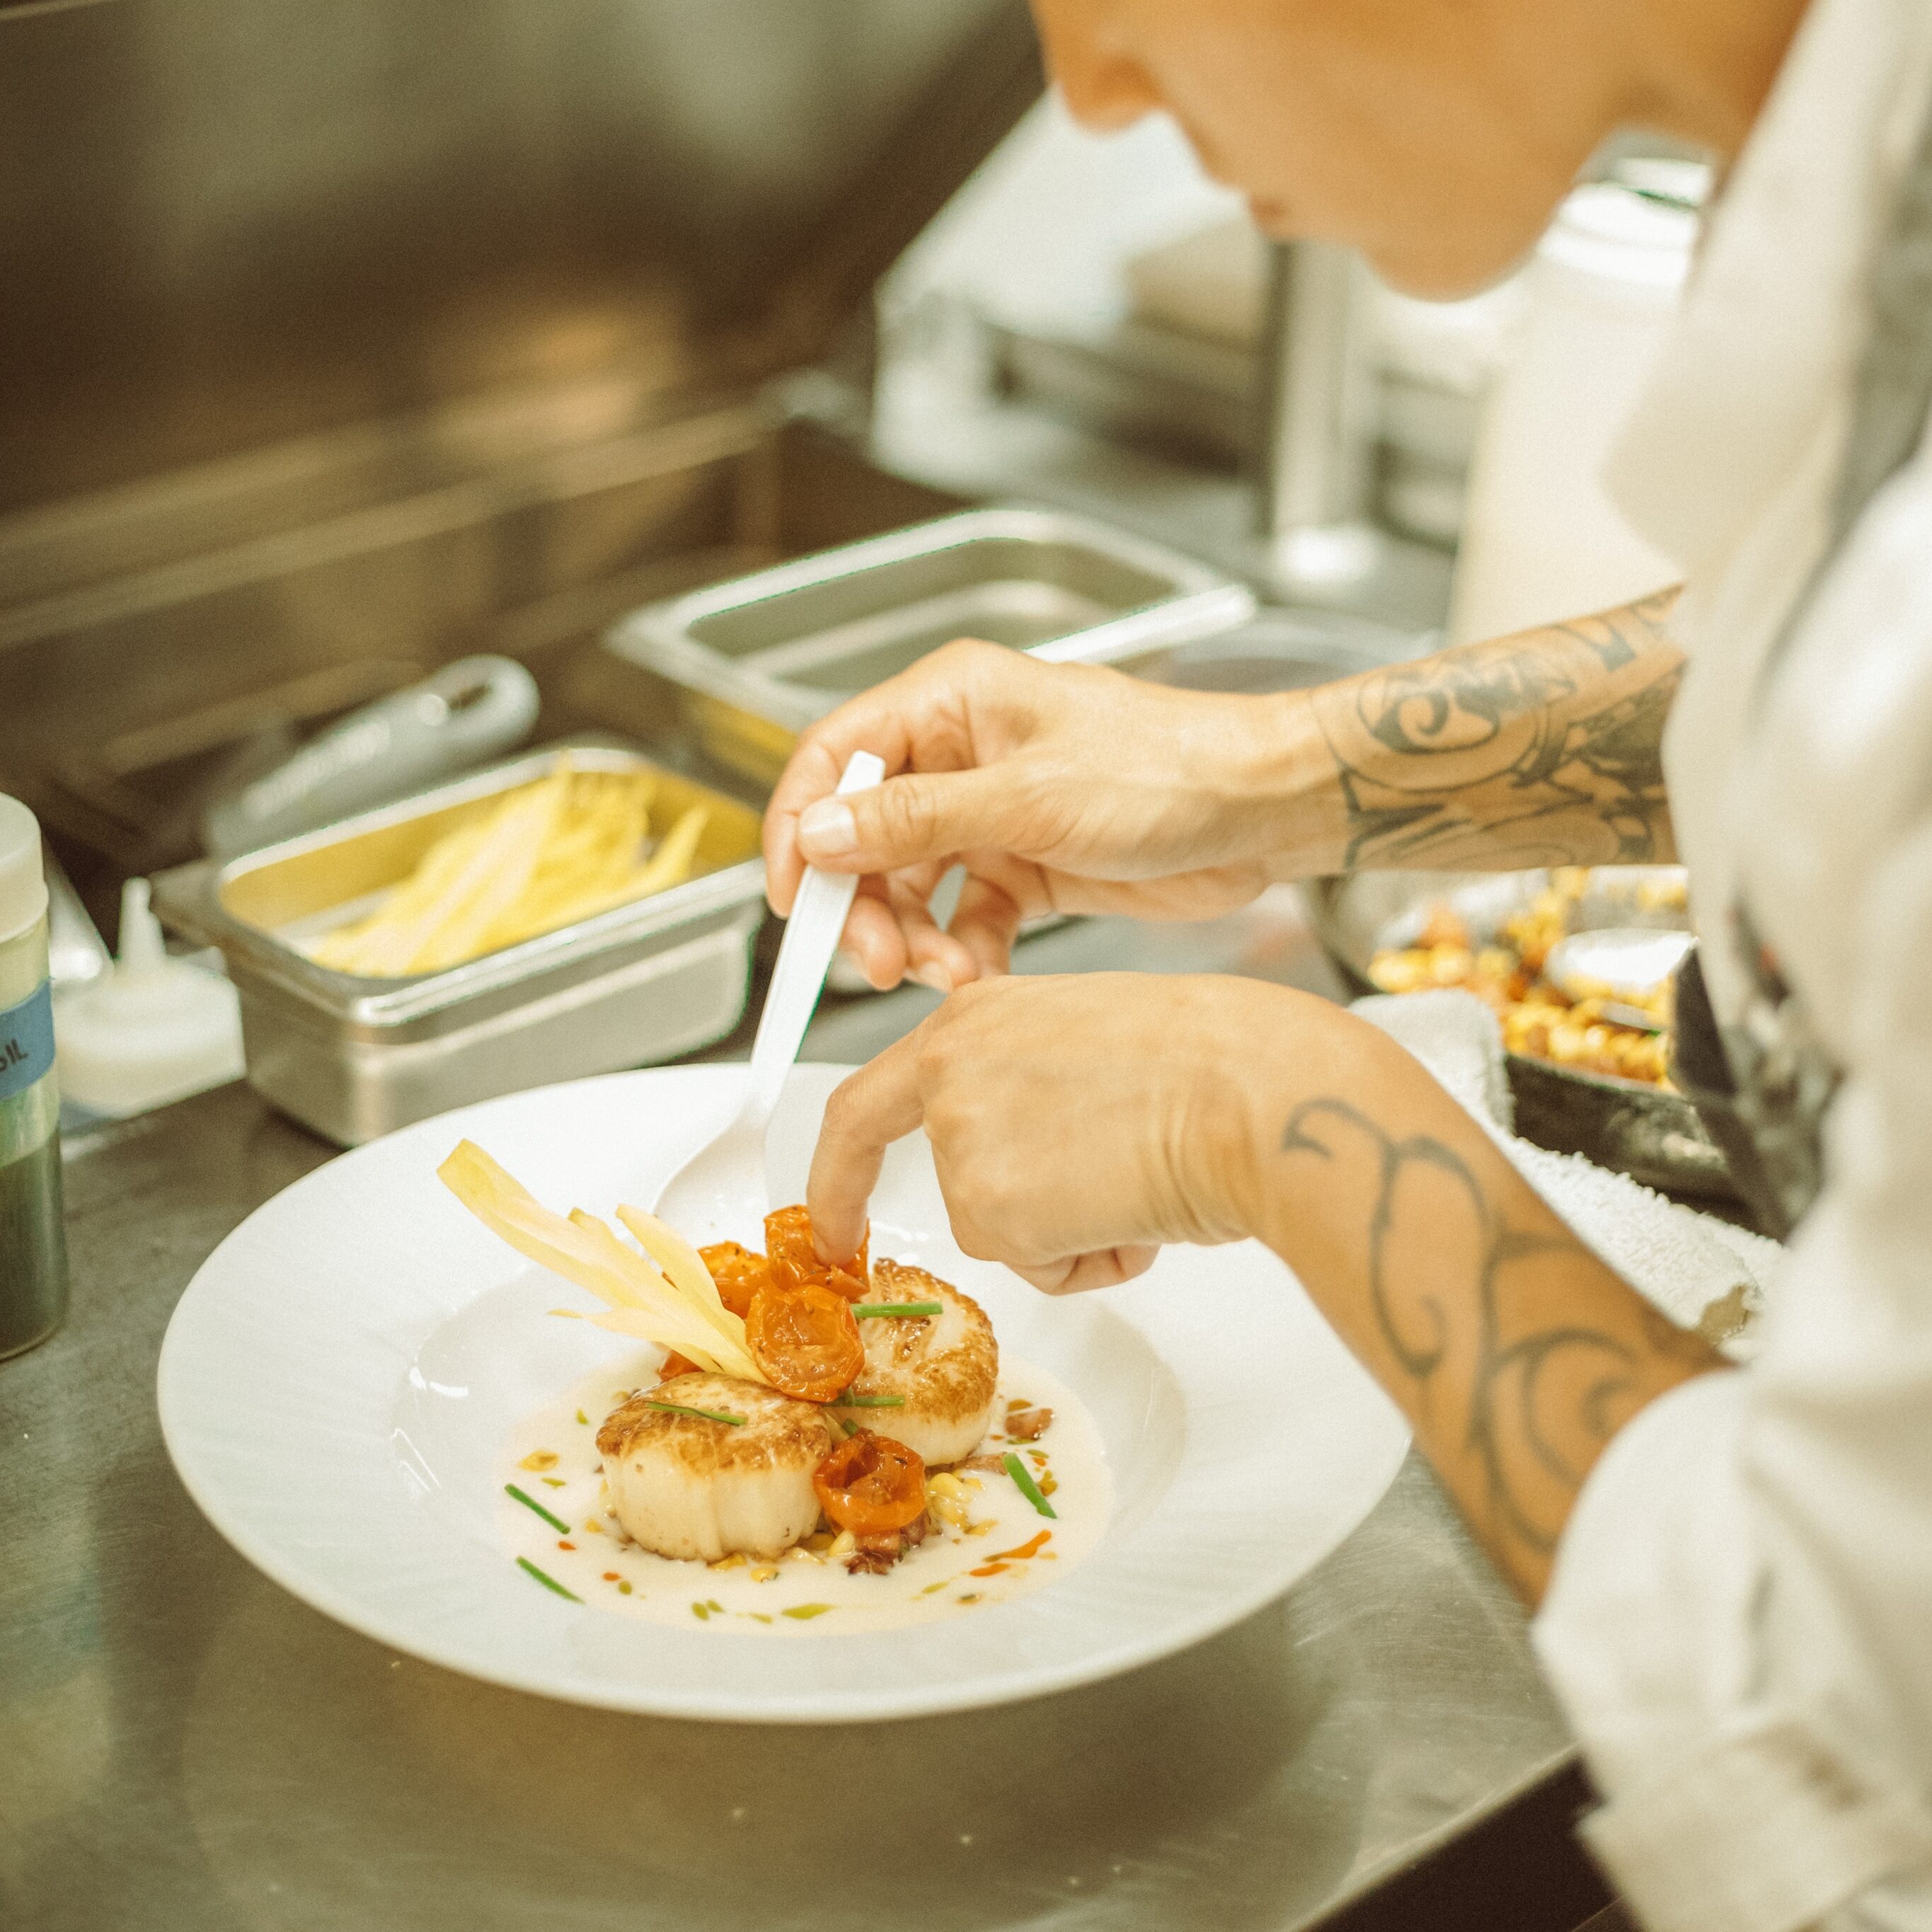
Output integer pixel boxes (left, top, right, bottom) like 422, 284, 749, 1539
763, 640, 1309, 990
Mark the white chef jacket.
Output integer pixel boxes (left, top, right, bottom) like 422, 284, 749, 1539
1532, 2, 1932, 1928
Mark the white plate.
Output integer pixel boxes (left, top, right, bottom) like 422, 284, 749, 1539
158, 1065, 1408, 1723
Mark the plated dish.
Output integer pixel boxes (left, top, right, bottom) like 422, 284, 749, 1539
157, 1065, 1410, 1721
437, 1142, 1109, 1629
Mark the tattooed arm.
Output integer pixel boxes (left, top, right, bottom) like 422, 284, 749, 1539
810, 972, 1725, 1603
1260, 1083, 1720, 1599
771, 594, 1682, 990
1290, 587, 1685, 874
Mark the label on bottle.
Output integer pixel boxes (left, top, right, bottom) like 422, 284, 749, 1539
0, 978, 54, 1103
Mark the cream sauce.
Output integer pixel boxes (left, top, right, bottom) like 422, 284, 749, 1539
495, 1354, 1110, 1634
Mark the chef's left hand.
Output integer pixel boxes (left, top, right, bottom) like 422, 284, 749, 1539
814, 970, 1727, 1602
807, 972, 1376, 1293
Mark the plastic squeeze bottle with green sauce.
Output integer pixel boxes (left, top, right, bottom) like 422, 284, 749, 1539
0, 795, 69, 1358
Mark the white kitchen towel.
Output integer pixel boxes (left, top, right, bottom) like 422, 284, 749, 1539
1355, 989, 1781, 1353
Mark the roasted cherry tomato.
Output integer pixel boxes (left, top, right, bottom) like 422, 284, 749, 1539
657, 1350, 699, 1381
699, 1239, 776, 1318
812, 1428, 928, 1536
745, 1281, 865, 1403
764, 1204, 869, 1301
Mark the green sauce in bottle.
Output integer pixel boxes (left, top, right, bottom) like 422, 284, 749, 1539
0, 796, 69, 1359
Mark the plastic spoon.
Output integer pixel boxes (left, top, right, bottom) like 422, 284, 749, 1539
651, 750, 885, 1243
1543, 926, 1694, 1032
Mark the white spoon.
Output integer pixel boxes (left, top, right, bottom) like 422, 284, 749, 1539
650, 749, 885, 1243
1544, 926, 1694, 1031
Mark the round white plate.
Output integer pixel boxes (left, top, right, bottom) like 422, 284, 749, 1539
158, 1065, 1409, 1723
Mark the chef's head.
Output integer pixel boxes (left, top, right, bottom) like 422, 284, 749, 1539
1029, 0, 1802, 297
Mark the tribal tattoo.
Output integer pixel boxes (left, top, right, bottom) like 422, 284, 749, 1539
1277, 1093, 1720, 1598
1309, 590, 1684, 872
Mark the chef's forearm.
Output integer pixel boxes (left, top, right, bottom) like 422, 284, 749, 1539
1232, 1027, 1723, 1602
1249, 589, 1684, 877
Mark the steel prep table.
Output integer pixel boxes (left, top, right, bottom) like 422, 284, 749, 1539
0, 892, 1594, 1932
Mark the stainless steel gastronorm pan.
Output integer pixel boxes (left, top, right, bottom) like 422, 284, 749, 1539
151, 744, 766, 1146
1307, 868, 1743, 1212
604, 504, 1256, 783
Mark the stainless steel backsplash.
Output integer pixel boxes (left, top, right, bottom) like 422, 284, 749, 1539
0, 1, 1029, 875
0, 0, 1020, 516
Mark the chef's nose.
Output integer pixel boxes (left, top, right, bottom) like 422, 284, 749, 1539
1030, 0, 1165, 132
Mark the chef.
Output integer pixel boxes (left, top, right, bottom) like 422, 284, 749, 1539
765, 1, 1932, 1927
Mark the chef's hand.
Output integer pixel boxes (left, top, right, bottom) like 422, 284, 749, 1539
807, 970, 1725, 1604
763, 640, 1310, 991
807, 971, 1372, 1292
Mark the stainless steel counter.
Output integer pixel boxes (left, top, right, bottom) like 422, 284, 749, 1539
0, 893, 1581, 1932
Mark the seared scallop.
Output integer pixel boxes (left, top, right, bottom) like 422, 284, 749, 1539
834, 1260, 999, 1468
596, 1374, 835, 1563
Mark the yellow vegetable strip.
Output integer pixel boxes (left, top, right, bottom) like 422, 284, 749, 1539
311, 819, 493, 971
480, 805, 708, 953
633, 803, 708, 897
615, 1203, 740, 1344
406, 781, 562, 972
565, 1209, 759, 1381
360, 790, 545, 974
330, 781, 558, 976
437, 1141, 766, 1382
309, 765, 706, 978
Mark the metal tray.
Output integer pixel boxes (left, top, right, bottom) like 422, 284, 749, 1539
151, 744, 766, 1146
605, 505, 1255, 783
1307, 868, 1744, 1212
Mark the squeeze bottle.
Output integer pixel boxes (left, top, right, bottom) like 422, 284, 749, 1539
0, 795, 69, 1359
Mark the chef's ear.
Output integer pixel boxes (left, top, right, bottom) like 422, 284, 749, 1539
1031, 0, 1164, 133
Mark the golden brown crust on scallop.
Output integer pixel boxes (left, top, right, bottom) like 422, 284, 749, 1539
848, 1261, 999, 1440
596, 1374, 834, 1476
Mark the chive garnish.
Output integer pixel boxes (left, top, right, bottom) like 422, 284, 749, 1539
506, 1483, 571, 1534
1004, 1451, 1058, 1519
648, 1399, 747, 1426
833, 1391, 906, 1408
855, 1301, 942, 1319
692, 1602, 711, 1621
517, 1556, 581, 1602
782, 1603, 834, 1621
